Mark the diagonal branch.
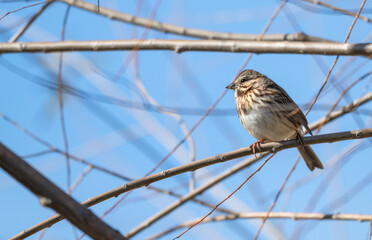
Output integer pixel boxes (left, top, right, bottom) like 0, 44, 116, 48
58, 0, 330, 42
126, 129, 372, 237
10, 90, 372, 239
301, 0, 372, 24
8, 0, 55, 43
0, 0, 50, 21
0, 110, 233, 216
304, 0, 367, 116
103, 130, 371, 212
0, 143, 126, 240
10, 128, 372, 240
1, 40, 371, 55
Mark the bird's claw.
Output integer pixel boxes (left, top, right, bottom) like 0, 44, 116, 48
250, 140, 264, 158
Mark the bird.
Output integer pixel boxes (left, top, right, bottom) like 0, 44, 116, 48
226, 69, 324, 171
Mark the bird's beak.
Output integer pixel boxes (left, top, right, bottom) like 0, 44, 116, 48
226, 82, 236, 90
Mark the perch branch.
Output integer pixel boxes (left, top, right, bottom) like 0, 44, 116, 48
10, 90, 372, 239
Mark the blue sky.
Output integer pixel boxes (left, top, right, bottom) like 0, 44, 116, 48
1, 0, 372, 239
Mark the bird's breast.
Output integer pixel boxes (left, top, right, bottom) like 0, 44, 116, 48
234, 90, 296, 141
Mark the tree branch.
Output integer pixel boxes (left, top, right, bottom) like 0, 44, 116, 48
58, 0, 330, 42
0, 110, 234, 217
126, 91, 372, 237
10, 129, 372, 240
0, 143, 126, 240
8, 0, 55, 43
108, 130, 372, 210
301, 0, 372, 24
150, 211, 372, 239
0, 40, 371, 55
10, 90, 372, 239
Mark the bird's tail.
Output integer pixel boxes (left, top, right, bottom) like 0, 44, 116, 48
297, 145, 324, 171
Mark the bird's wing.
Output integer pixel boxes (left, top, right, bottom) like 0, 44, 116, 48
269, 83, 312, 135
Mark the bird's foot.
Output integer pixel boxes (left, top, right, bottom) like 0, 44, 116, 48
296, 133, 305, 149
249, 139, 265, 158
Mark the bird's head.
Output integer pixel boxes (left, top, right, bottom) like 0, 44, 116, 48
226, 69, 265, 91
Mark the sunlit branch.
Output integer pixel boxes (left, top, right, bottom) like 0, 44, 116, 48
0, 40, 371, 55
58, 0, 331, 42
10, 90, 372, 239
149, 211, 372, 239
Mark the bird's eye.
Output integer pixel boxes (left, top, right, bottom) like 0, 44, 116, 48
241, 78, 248, 83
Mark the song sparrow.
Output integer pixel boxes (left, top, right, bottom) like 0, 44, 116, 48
226, 69, 323, 171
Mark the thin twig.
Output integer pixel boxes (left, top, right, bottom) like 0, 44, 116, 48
0, 0, 49, 21
291, 141, 367, 239
174, 3, 289, 237
253, 155, 300, 240
12, 129, 372, 240
324, 154, 372, 212
11, 90, 372, 240
125, 130, 372, 238
301, 0, 372, 24
58, 4, 71, 191
297, 96, 372, 238
316, 71, 372, 130
174, 154, 276, 239
0, 110, 235, 214
3, 57, 372, 116
294, 106, 372, 238
21, 149, 55, 158
112, 0, 163, 81
67, 165, 93, 194
260, 1, 368, 233
78, 3, 168, 230
144, 89, 227, 177
132, 56, 196, 184
295, 141, 372, 239
8, 0, 54, 43
238, 0, 288, 72
305, 0, 367, 115
91, 45, 196, 236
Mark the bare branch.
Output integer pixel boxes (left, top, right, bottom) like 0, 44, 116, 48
8, 0, 54, 43
256, 0, 368, 231
305, 0, 367, 116
90, 130, 372, 208
0, 143, 126, 240
0, 0, 49, 21
174, 153, 277, 239
309, 92, 372, 129
58, 4, 72, 191
11, 128, 372, 240
10, 90, 372, 239
253, 155, 300, 240
58, 0, 330, 42
10, 89, 372, 240
0, 110, 230, 216
3, 1, 371, 239
301, 0, 372, 24
150, 212, 372, 239
1, 40, 371, 55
